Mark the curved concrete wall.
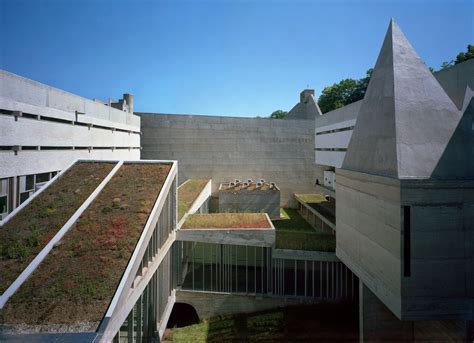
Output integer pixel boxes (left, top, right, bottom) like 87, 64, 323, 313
140, 113, 322, 207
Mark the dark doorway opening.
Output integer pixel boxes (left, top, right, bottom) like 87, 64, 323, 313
167, 303, 200, 328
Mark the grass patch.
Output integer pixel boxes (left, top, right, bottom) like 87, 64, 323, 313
272, 208, 314, 232
272, 208, 335, 252
0, 163, 172, 326
164, 303, 358, 342
275, 231, 335, 252
178, 179, 209, 221
0, 162, 115, 294
182, 213, 271, 229
295, 193, 327, 203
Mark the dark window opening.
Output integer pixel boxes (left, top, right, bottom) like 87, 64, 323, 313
404, 206, 411, 277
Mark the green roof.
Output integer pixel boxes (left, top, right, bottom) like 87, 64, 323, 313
178, 179, 209, 221
182, 213, 272, 230
0, 162, 115, 294
1, 162, 172, 326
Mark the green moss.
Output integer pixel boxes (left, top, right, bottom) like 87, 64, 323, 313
272, 208, 335, 252
177, 179, 209, 221
295, 193, 327, 203
182, 213, 271, 229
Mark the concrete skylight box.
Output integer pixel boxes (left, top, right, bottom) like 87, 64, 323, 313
219, 179, 280, 219
178, 213, 275, 247
0, 159, 178, 341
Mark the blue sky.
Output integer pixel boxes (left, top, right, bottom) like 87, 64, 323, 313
1, 0, 472, 117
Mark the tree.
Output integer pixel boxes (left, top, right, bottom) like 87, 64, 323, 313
269, 110, 288, 119
455, 44, 474, 64
317, 69, 373, 113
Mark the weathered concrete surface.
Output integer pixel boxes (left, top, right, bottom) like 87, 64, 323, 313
140, 113, 323, 207
285, 89, 322, 120
434, 59, 474, 110
360, 282, 471, 342
0, 70, 139, 126
176, 228, 275, 247
219, 186, 280, 218
342, 19, 462, 179
175, 290, 322, 320
337, 167, 474, 321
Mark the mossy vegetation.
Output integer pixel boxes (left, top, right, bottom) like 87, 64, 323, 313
182, 213, 271, 229
294, 193, 327, 204
0, 163, 172, 326
178, 179, 209, 221
163, 303, 358, 342
0, 162, 115, 294
272, 208, 335, 252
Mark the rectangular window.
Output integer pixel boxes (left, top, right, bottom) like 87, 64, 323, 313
35, 172, 50, 184
404, 206, 411, 277
0, 195, 7, 214
25, 175, 35, 191
20, 192, 30, 204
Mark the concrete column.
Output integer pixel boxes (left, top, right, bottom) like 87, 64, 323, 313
359, 280, 414, 342
359, 281, 471, 342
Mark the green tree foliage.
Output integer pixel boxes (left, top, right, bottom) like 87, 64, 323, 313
269, 110, 288, 119
438, 45, 473, 71
317, 69, 373, 113
455, 44, 474, 64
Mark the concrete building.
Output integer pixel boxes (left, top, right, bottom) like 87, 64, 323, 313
218, 179, 280, 218
311, 20, 473, 341
140, 113, 322, 207
0, 70, 140, 218
1, 17, 473, 343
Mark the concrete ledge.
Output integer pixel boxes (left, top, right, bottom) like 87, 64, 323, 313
177, 227, 275, 247
272, 248, 339, 262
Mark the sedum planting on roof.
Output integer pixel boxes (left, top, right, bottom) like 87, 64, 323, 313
0, 162, 172, 328
182, 213, 272, 230
273, 209, 335, 252
177, 179, 209, 221
0, 162, 115, 294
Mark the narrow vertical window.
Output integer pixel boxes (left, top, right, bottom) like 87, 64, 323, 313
404, 206, 411, 277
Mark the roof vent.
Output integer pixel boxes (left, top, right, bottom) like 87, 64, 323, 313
248, 179, 253, 183
260, 179, 265, 183
257, 182, 262, 187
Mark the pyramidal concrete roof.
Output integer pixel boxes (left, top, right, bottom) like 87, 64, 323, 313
285, 93, 322, 120
342, 19, 465, 179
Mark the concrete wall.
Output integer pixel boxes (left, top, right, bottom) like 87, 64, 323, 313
175, 290, 322, 321
360, 281, 471, 342
140, 113, 323, 207
0, 70, 140, 127
336, 169, 403, 317
337, 168, 474, 321
219, 188, 280, 218
435, 59, 474, 110
400, 178, 474, 321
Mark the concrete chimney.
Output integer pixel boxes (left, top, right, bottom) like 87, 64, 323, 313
300, 89, 315, 103
123, 93, 134, 114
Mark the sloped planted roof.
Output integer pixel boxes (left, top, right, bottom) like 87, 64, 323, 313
0, 161, 172, 329
342, 19, 466, 179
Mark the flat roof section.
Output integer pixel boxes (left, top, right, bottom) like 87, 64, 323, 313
0, 161, 115, 294
182, 213, 272, 230
178, 179, 210, 221
0, 162, 172, 328
272, 209, 335, 252
295, 193, 335, 225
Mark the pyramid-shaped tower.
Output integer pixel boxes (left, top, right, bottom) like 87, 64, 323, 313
336, 19, 473, 324
342, 19, 463, 179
